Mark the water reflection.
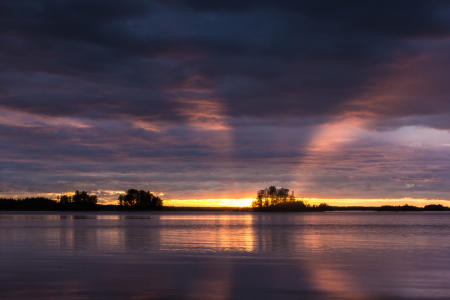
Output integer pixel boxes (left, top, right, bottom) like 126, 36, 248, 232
2, 212, 450, 255
1, 212, 450, 299
159, 214, 255, 252
0, 214, 154, 220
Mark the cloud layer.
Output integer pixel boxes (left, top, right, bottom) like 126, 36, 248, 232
2, 1, 450, 203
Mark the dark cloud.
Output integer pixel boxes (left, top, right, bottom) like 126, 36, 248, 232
3, 0, 450, 120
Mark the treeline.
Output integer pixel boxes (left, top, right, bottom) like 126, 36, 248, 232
250, 186, 450, 212
58, 190, 98, 209
251, 186, 332, 212
0, 191, 98, 210
378, 204, 450, 211
332, 204, 450, 212
59, 190, 97, 205
0, 197, 58, 210
0, 189, 163, 210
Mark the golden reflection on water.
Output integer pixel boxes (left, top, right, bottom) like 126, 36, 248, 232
159, 214, 255, 252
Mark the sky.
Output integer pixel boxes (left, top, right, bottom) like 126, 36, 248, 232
2, 1, 450, 206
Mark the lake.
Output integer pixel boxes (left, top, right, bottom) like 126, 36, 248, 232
0, 211, 449, 299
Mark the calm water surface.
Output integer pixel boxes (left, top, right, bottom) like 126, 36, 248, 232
1, 211, 449, 299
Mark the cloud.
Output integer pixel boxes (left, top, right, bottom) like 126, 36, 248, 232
2, 1, 450, 201
2, 1, 450, 122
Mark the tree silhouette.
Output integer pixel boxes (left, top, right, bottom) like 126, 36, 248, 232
118, 189, 163, 209
252, 186, 298, 208
72, 190, 97, 205
251, 186, 330, 211
59, 195, 72, 204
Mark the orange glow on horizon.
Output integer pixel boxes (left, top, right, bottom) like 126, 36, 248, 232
162, 198, 450, 208
164, 198, 254, 207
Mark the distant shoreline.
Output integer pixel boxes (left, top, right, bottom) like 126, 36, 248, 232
1, 195, 449, 212
0, 205, 449, 212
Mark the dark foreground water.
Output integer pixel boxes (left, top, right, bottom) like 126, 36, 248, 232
0, 211, 449, 300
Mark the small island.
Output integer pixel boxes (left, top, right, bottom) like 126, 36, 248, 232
251, 186, 331, 212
